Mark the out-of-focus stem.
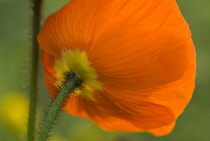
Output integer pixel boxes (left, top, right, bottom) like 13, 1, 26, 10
27, 0, 43, 141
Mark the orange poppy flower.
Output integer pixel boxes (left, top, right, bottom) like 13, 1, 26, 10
38, 0, 196, 136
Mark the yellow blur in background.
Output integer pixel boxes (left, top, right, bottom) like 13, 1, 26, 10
0, 92, 28, 136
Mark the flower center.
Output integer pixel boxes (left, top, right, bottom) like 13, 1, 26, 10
54, 49, 102, 100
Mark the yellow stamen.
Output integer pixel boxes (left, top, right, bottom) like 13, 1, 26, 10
54, 49, 102, 100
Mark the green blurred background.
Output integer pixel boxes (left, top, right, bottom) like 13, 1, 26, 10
0, 0, 209, 140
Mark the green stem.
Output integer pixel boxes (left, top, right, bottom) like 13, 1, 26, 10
27, 0, 43, 141
38, 72, 82, 141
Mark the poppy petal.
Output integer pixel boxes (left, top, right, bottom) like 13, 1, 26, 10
63, 91, 175, 131
38, 0, 193, 90
62, 47, 195, 135
148, 122, 176, 136
38, 0, 196, 136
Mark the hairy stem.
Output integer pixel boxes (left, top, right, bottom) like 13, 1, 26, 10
38, 72, 82, 141
27, 0, 43, 141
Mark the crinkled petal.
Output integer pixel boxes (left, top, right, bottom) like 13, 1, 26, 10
38, 0, 196, 136
63, 91, 175, 131
63, 47, 195, 136
42, 52, 176, 133
148, 122, 176, 136
38, 0, 193, 89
